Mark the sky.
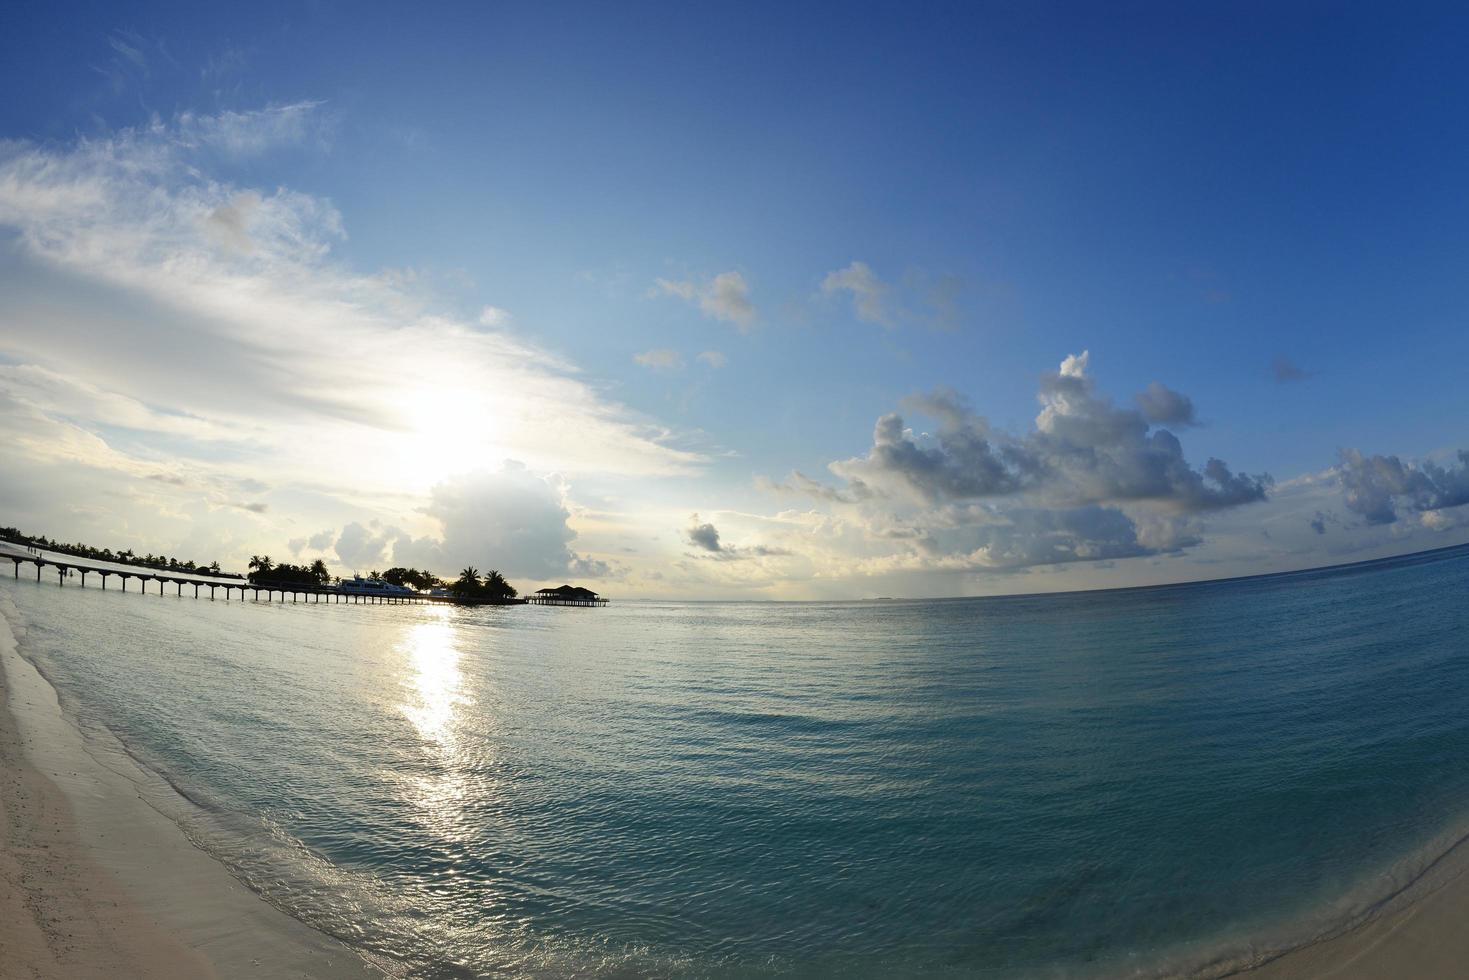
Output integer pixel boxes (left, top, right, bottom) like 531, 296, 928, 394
3, 1, 1469, 598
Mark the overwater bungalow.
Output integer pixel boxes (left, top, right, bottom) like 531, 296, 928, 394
527, 585, 608, 607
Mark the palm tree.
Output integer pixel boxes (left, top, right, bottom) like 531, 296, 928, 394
482, 569, 515, 599
309, 559, 329, 584
248, 555, 274, 583
453, 566, 480, 596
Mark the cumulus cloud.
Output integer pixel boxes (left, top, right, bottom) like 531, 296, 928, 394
1134, 382, 1197, 427
318, 464, 614, 581
1028, 352, 1267, 510
335, 520, 395, 569
807, 351, 1270, 574
833, 391, 1029, 502
393, 463, 607, 580
685, 513, 722, 552
634, 348, 684, 370
1337, 448, 1469, 525
681, 512, 791, 562
653, 271, 756, 329
834, 356, 1268, 514
822, 260, 893, 326
1420, 509, 1465, 532
697, 350, 727, 369
290, 529, 336, 556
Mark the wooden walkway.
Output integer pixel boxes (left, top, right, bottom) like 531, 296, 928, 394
0, 543, 522, 607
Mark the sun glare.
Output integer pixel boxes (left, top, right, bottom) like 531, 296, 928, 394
400, 616, 471, 748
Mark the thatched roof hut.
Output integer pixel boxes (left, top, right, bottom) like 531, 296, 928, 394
527, 584, 607, 606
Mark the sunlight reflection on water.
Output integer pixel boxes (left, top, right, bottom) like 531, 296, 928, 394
401, 613, 471, 749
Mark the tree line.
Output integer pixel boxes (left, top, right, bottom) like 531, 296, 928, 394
247, 555, 332, 585
452, 566, 518, 600
0, 526, 236, 578
379, 567, 445, 590
249, 557, 518, 600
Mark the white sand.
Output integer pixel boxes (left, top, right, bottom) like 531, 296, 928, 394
0, 596, 390, 979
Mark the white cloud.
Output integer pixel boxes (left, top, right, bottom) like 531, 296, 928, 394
175, 100, 327, 157
822, 260, 893, 327
792, 352, 1270, 576
634, 348, 684, 370
334, 520, 395, 570
393, 463, 609, 581
0, 105, 705, 576
478, 305, 511, 327
203, 191, 262, 253
696, 350, 727, 369
652, 270, 756, 329
1336, 448, 1469, 525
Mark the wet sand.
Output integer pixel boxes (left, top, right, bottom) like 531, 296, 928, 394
0, 598, 387, 979
1235, 864, 1469, 978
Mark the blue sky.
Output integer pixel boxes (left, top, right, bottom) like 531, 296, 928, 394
3, 2, 1469, 597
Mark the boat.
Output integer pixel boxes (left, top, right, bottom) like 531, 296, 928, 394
338, 575, 416, 596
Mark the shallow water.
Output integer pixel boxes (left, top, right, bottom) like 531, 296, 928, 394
4, 547, 1469, 978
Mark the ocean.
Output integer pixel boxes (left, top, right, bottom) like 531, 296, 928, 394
3, 546, 1469, 978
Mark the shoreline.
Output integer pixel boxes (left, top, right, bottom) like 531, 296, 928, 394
1226, 836, 1469, 979
0, 590, 389, 979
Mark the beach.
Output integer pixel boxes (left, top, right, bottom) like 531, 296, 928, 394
1242, 869, 1469, 979
0, 597, 386, 979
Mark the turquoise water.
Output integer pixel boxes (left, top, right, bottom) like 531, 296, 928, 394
4, 547, 1469, 978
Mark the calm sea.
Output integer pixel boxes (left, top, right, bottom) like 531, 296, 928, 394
4, 547, 1469, 978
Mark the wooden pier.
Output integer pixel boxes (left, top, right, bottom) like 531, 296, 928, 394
0, 543, 524, 607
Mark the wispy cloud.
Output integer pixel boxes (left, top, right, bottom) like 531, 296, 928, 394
478, 305, 512, 327
175, 100, 328, 156
634, 348, 684, 370
0, 104, 705, 572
